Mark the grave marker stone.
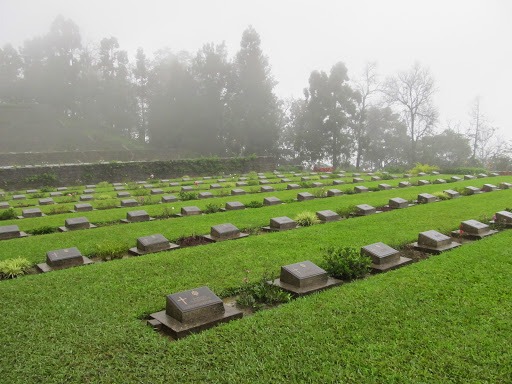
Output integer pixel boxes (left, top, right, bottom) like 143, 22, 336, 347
13, 194, 26, 200
129, 234, 179, 255
361, 242, 412, 272
316, 210, 341, 223
80, 195, 93, 201
495, 211, 512, 226
114, 186, 125, 191
120, 199, 138, 207
451, 176, 462, 182
281, 178, 291, 183
326, 189, 342, 197
455, 219, 497, 239
73, 203, 93, 212
0, 202, 10, 209
169, 182, 180, 187
481, 184, 497, 192
20, 208, 43, 218
371, 176, 381, 181
210, 184, 222, 189
356, 204, 376, 216
123, 210, 153, 223
477, 173, 488, 178
417, 180, 430, 186
39, 198, 54, 205
231, 189, 246, 196
50, 192, 62, 197
353, 177, 364, 183
418, 172, 426, 176
443, 189, 460, 199
378, 183, 392, 190
333, 180, 344, 185
354, 186, 369, 193
149, 286, 242, 339
0, 225, 28, 240
151, 189, 164, 195
236, 182, 248, 187
83, 189, 95, 194
37, 247, 93, 272
464, 175, 476, 180
198, 192, 214, 199
59, 217, 96, 232
499, 182, 512, 189
388, 197, 408, 209
297, 192, 314, 201
181, 206, 202, 216
411, 230, 460, 253
203, 223, 248, 242
320, 175, 329, 180
398, 181, 411, 188
260, 186, 275, 192
117, 192, 130, 198
57, 187, 67, 191
417, 193, 437, 204
273, 260, 341, 296
181, 186, 194, 192
263, 216, 297, 231
27, 189, 38, 194
225, 201, 245, 211
161, 195, 178, 203
287, 184, 300, 190
312, 182, 323, 188
464, 186, 481, 195
301, 177, 310, 181
433, 179, 446, 184
263, 197, 281, 206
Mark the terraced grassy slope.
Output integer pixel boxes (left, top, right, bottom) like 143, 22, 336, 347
0, 184, 511, 383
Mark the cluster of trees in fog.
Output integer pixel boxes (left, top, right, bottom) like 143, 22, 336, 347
0, 16, 509, 169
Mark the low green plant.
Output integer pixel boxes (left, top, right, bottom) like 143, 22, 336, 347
0, 257, 31, 279
132, 188, 150, 197
97, 201, 118, 210
96, 194, 112, 200
48, 206, 70, 215
335, 205, 357, 218
27, 226, 57, 235
320, 246, 371, 280
31, 193, 46, 199
408, 163, 440, 175
246, 200, 263, 208
178, 191, 198, 201
236, 271, 292, 311
294, 211, 320, 227
97, 181, 110, 188
204, 203, 222, 214
432, 191, 450, 201
39, 186, 55, 193
94, 241, 126, 261
312, 188, 326, 198
0, 208, 17, 221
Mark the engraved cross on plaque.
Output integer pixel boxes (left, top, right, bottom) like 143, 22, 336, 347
178, 296, 188, 305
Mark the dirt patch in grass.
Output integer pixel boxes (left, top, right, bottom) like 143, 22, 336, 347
176, 235, 211, 247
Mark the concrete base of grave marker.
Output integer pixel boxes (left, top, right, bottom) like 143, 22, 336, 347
129, 234, 179, 256
0, 225, 28, 240
202, 223, 248, 242
361, 242, 412, 273
148, 286, 242, 339
262, 216, 297, 232
272, 261, 342, 297
411, 230, 461, 254
36, 247, 93, 273
58, 217, 97, 232
450, 219, 498, 240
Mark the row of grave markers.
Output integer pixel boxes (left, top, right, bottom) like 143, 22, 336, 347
146, 210, 512, 339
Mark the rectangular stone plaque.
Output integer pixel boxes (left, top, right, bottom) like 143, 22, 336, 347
0, 225, 22, 240
499, 182, 512, 189
0, 202, 10, 209
326, 189, 342, 197
56, 187, 67, 191
210, 184, 222, 189
117, 192, 130, 198
80, 195, 93, 201
112, 183, 123, 187
231, 189, 246, 195
121, 199, 138, 207
418, 230, 451, 248
161, 195, 178, 203
316, 210, 341, 222
389, 197, 408, 209
263, 197, 281, 206
65, 217, 91, 230
312, 182, 323, 188
477, 173, 488, 178
464, 175, 475, 180
86, 185, 96, 188
287, 184, 300, 190
451, 176, 461, 182
270, 216, 297, 230
236, 182, 248, 187
225, 201, 245, 210
301, 176, 310, 181
434, 179, 447, 184
181, 206, 201, 216
169, 182, 180, 187
297, 192, 314, 201
378, 184, 391, 190
259, 180, 270, 185
151, 189, 164, 195
417, 180, 430, 186
114, 186, 125, 191
181, 186, 193, 192
280, 261, 328, 288
332, 180, 344, 185
354, 186, 369, 193
210, 223, 241, 240
443, 189, 460, 198
83, 189, 95, 194
260, 186, 275, 192
353, 177, 364, 183
39, 198, 54, 205
166, 286, 224, 323
74, 203, 93, 212
460, 220, 490, 235
281, 178, 291, 183
398, 181, 411, 188
127, 210, 150, 222
418, 193, 436, 203
361, 242, 399, 265
50, 192, 62, 197
27, 189, 38, 194
46, 247, 83, 267
356, 204, 376, 215
481, 184, 497, 192
198, 192, 213, 199
13, 194, 26, 200
136, 234, 170, 252
495, 211, 512, 225
465, 186, 480, 194
22, 208, 42, 218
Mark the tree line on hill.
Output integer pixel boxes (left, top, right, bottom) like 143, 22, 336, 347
0, 16, 510, 170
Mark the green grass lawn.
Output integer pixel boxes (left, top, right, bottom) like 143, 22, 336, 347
0, 187, 511, 382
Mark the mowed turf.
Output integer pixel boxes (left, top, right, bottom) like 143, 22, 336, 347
0, 188, 511, 382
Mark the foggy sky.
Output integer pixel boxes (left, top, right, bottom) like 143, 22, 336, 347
1, 0, 511, 139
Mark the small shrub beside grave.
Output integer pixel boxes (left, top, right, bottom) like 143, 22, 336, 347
294, 211, 320, 227
0, 257, 32, 279
321, 246, 371, 280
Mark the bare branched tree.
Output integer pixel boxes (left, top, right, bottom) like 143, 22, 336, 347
467, 97, 497, 163
384, 63, 438, 164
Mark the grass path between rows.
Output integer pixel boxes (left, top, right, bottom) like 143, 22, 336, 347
0, 189, 511, 382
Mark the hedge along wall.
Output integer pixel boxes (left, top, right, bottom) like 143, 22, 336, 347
0, 156, 277, 190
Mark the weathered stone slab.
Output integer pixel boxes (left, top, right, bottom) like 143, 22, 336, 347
371, 176, 381, 181
112, 183, 123, 187
281, 178, 291, 183
129, 234, 179, 255
457, 219, 496, 238
149, 286, 242, 339
297, 192, 315, 201
312, 182, 323, 188
59, 217, 96, 232
465, 186, 481, 195
263, 216, 297, 231
217, 179, 226, 183
203, 176, 212, 180
37, 247, 93, 272
210, 184, 222, 189
21, 208, 43, 218
198, 192, 214, 199
13, 194, 26, 200
451, 176, 462, 182
273, 261, 341, 296
443, 189, 460, 198
481, 184, 497, 192
124, 210, 152, 223
432, 171, 440, 175
181, 186, 194, 192
236, 182, 248, 187
114, 186, 125, 191
83, 189, 95, 194
151, 189, 164, 195
203, 223, 248, 242
389, 197, 408, 209
495, 210, 512, 226
356, 204, 376, 216
353, 173, 361, 177
499, 182, 512, 189
86, 185, 96, 188
417, 193, 437, 204
398, 181, 411, 188
403, 173, 413, 178
490, 172, 499, 176
181, 206, 202, 216
39, 198, 54, 205
412, 230, 460, 253
225, 201, 245, 211
320, 175, 329, 179
301, 177, 310, 181
361, 242, 412, 272
169, 182, 180, 187
0, 225, 28, 240
326, 189, 342, 197
464, 175, 476, 180
117, 192, 131, 198
231, 189, 246, 196
287, 184, 300, 190
144, 184, 154, 189
353, 177, 364, 183
161, 195, 178, 203
79, 195, 93, 201
477, 173, 488, 178
378, 183, 392, 190
56, 187, 68, 191
49, 192, 62, 197
332, 180, 344, 185
0, 202, 10, 209
239, 177, 248, 181
26, 189, 38, 194
417, 180, 430, 186
73, 203, 93, 212
417, 172, 426, 177
120, 199, 138, 207
354, 186, 369, 193
263, 197, 281, 206
433, 179, 446, 184
316, 210, 341, 223
260, 186, 275, 192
